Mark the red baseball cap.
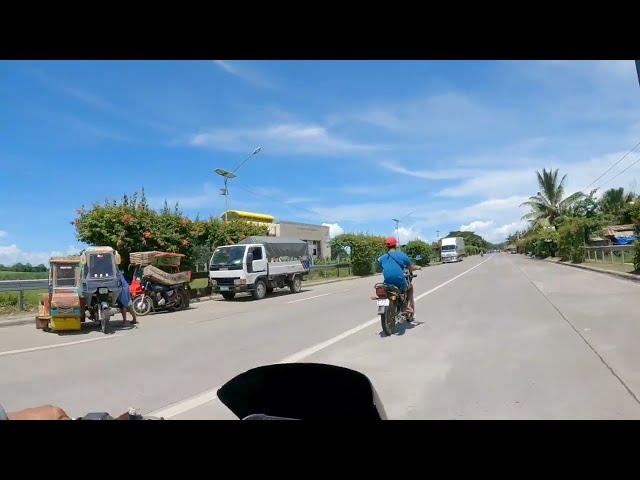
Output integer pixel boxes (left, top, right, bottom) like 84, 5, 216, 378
385, 237, 397, 248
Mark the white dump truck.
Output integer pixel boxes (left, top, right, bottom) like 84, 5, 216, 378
440, 237, 465, 263
209, 236, 311, 300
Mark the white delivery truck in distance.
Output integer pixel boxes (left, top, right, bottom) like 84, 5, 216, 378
209, 236, 311, 300
440, 237, 465, 263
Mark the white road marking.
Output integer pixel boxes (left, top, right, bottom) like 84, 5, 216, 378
286, 293, 332, 304
148, 256, 492, 418
0, 334, 122, 358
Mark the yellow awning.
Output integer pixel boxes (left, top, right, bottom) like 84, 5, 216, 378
221, 210, 275, 223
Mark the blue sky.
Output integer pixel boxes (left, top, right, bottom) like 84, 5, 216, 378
1, 60, 640, 265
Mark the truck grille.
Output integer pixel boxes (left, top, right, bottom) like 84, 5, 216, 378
215, 277, 239, 286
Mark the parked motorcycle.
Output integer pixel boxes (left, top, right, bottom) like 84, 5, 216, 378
373, 269, 416, 336
132, 279, 189, 316
74, 363, 387, 420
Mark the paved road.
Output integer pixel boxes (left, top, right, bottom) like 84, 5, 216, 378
1, 253, 639, 419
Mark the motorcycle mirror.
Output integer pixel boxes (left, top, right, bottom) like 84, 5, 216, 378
217, 363, 387, 420
246, 252, 254, 263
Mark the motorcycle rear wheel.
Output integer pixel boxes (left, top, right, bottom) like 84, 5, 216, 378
381, 302, 396, 336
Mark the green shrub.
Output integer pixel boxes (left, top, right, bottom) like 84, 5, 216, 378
557, 218, 587, 263
74, 190, 268, 270
330, 234, 387, 276
403, 240, 432, 266
634, 241, 640, 272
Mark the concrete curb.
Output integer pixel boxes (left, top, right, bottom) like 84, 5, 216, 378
543, 258, 640, 284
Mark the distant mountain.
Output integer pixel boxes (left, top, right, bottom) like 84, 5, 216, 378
444, 231, 495, 250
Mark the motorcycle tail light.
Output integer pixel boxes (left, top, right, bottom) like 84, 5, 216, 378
375, 287, 387, 298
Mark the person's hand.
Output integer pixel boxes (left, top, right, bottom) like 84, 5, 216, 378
7, 405, 70, 420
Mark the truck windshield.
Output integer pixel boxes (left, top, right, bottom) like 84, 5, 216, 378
211, 246, 246, 267
441, 245, 457, 251
88, 253, 115, 278
54, 264, 77, 287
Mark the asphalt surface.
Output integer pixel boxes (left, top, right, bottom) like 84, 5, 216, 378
1, 253, 639, 419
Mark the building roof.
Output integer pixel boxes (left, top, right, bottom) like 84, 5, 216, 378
278, 220, 330, 229
221, 210, 275, 223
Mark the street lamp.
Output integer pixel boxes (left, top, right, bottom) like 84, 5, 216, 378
392, 218, 400, 245
214, 147, 262, 222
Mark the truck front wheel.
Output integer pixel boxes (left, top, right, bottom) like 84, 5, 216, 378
252, 280, 267, 300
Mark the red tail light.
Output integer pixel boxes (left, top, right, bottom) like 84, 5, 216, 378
375, 287, 387, 298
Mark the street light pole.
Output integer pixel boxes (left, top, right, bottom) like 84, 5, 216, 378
214, 147, 262, 222
392, 218, 400, 245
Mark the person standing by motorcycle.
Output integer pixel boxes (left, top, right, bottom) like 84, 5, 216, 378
116, 269, 137, 325
377, 237, 415, 315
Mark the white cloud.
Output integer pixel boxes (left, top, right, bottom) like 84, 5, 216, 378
189, 123, 376, 156
0, 244, 79, 267
0, 230, 7, 238
460, 220, 494, 232
437, 169, 535, 198
212, 60, 275, 89
322, 223, 344, 238
397, 226, 423, 244
380, 161, 475, 180
455, 219, 530, 243
285, 197, 315, 205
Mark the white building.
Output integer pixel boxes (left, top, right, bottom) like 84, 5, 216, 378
221, 211, 331, 259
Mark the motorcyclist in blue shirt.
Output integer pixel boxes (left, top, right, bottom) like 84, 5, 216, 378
377, 237, 415, 315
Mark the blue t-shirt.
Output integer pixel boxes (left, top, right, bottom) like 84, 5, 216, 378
378, 250, 411, 290
116, 271, 131, 307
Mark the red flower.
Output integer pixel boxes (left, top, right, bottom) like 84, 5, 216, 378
121, 214, 133, 224
182, 239, 190, 247
180, 217, 190, 226
143, 230, 152, 239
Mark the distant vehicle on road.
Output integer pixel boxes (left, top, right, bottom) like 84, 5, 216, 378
210, 236, 311, 300
440, 237, 465, 263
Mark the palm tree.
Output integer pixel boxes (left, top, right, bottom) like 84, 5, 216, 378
599, 187, 635, 216
520, 168, 584, 225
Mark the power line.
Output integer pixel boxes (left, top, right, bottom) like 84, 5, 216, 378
596, 152, 640, 190
583, 139, 640, 191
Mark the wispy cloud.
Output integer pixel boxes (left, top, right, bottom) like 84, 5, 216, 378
380, 161, 476, 180
0, 230, 7, 238
284, 197, 316, 204
212, 60, 275, 89
189, 123, 376, 156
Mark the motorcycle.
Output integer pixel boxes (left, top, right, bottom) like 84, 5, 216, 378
80, 247, 122, 334
74, 363, 387, 420
132, 279, 189, 316
373, 269, 416, 336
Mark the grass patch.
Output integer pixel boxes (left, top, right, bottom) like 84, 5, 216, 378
0, 271, 48, 280
189, 277, 209, 289
582, 260, 638, 275
0, 289, 46, 315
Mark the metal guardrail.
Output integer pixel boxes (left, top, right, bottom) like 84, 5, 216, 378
0, 279, 48, 292
0, 279, 48, 311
